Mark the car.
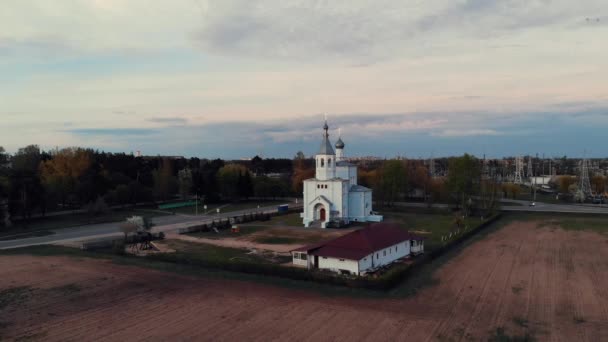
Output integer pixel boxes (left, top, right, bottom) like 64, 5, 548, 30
529, 202, 536, 207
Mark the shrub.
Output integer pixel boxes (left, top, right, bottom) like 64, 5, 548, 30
112, 240, 126, 255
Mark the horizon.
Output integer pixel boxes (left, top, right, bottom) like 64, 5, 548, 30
2, 1, 607, 158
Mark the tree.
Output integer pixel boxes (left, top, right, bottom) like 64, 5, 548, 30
254, 176, 289, 199
292, 157, 314, 195
376, 160, 408, 206
0, 147, 10, 227
39, 147, 92, 208
9, 145, 44, 220
152, 158, 177, 200
557, 176, 577, 194
591, 175, 605, 194
217, 164, 249, 201
178, 168, 193, 199
446, 154, 481, 215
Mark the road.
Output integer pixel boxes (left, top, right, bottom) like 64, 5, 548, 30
0, 202, 301, 250
393, 199, 608, 215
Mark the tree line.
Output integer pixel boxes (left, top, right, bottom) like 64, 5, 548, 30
0, 145, 521, 229
0, 145, 294, 227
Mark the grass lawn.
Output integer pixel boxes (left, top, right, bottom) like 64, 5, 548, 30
2, 209, 168, 238
263, 212, 303, 227
383, 209, 490, 252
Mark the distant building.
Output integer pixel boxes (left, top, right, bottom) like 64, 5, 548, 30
291, 223, 424, 276
301, 120, 382, 228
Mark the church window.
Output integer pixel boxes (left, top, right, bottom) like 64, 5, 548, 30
328, 158, 332, 167
321, 158, 325, 167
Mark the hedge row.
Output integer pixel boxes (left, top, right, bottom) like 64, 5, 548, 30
147, 251, 410, 290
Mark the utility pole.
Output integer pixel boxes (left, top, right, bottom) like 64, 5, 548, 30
579, 153, 592, 197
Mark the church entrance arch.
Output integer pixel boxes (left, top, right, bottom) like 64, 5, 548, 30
313, 203, 326, 221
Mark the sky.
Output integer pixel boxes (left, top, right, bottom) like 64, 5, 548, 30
1, 0, 607, 159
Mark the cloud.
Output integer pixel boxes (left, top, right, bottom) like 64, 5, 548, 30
146, 117, 188, 125
65, 128, 158, 136
193, 0, 608, 62
432, 129, 502, 137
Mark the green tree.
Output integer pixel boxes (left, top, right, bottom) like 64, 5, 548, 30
9, 145, 44, 220
446, 154, 481, 215
0, 147, 10, 227
152, 158, 177, 201
376, 160, 408, 206
178, 168, 193, 199
217, 164, 249, 201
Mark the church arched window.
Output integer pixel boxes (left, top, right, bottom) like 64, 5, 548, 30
321, 158, 325, 167
328, 158, 332, 167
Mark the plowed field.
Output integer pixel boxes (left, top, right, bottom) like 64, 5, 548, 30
2, 220, 608, 341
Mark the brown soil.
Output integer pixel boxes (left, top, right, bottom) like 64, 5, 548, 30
166, 227, 353, 253
2, 220, 608, 341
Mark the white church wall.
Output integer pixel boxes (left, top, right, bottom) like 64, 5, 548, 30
364, 191, 373, 216
348, 191, 365, 220
342, 182, 349, 221
349, 165, 358, 185
336, 166, 349, 182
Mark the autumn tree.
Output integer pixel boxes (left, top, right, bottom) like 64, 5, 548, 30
292, 155, 314, 195
591, 175, 605, 194
39, 147, 92, 209
557, 176, 577, 194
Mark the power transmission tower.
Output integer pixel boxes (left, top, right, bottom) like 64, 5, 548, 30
514, 156, 524, 184
527, 155, 534, 179
579, 157, 592, 196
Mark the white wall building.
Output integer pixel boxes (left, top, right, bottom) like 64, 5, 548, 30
302, 120, 382, 228
292, 223, 424, 276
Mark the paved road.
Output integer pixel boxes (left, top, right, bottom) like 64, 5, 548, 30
393, 200, 608, 215
0, 202, 301, 250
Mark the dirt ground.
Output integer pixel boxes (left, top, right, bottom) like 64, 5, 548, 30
2, 220, 608, 341
166, 226, 353, 253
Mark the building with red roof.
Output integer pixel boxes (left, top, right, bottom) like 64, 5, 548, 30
292, 223, 424, 275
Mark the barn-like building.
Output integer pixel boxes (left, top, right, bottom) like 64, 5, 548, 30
291, 223, 424, 276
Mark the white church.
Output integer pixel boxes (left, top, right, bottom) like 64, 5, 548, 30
301, 120, 383, 228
